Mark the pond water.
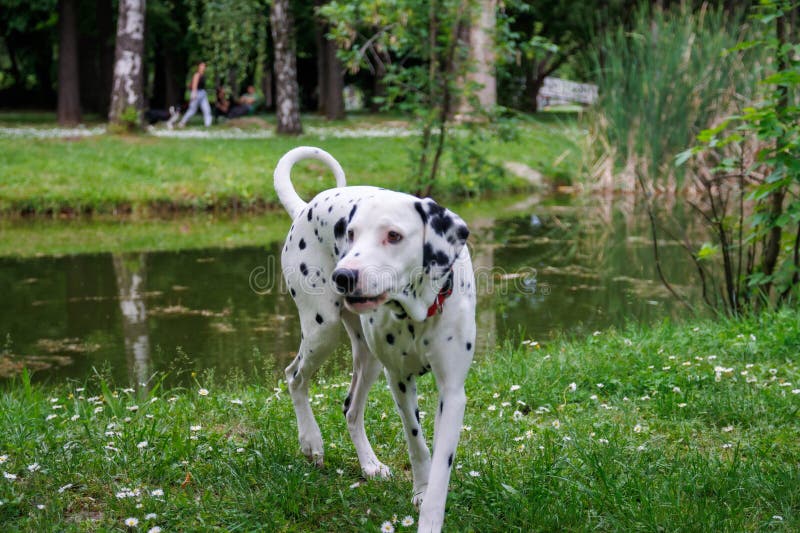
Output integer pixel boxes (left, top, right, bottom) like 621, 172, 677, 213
0, 195, 702, 385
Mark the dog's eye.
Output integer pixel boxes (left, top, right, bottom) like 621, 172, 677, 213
347, 229, 354, 241
387, 231, 403, 243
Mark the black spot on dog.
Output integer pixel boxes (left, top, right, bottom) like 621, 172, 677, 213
398, 382, 406, 393
448, 453, 453, 467
334, 217, 347, 239
348, 204, 358, 222
466, 342, 472, 351
423, 339, 429, 346
430, 213, 454, 236
290, 288, 296, 297
412, 428, 419, 437
415, 408, 420, 422
307, 208, 313, 221
334, 244, 339, 256
439, 400, 443, 414
386, 333, 395, 345
300, 263, 308, 276
299, 238, 306, 250
407, 324, 415, 337
328, 205, 333, 213
343, 394, 351, 414
414, 201, 428, 224
316, 314, 324, 324
422, 243, 450, 268
447, 336, 453, 341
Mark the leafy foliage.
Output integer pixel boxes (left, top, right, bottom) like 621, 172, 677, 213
678, 0, 800, 311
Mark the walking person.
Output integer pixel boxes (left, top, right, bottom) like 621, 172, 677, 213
178, 62, 212, 127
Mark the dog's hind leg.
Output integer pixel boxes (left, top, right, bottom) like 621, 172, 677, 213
285, 309, 340, 467
341, 311, 391, 479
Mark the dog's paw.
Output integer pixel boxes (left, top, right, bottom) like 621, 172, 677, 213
411, 487, 427, 508
362, 461, 391, 479
299, 438, 324, 467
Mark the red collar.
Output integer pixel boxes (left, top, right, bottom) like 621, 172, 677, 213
426, 271, 454, 318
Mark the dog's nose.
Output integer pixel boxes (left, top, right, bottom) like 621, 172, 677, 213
332, 268, 358, 293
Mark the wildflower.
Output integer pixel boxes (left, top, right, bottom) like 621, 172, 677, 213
3, 472, 16, 481
137, 441, 148, 449
512, 410, 524, 421
76, 387, 85, 392
501, 401, 511, 407
487, 405, 496, 411
349, 481, 361, 489
150, 488, 164, 497
198, 388, 209, 396
145, 513, 157, 520
568, 382, 577, 392
492, 392, 500, 399
772, 515, 783, 521
94, 407, 103, 413
401, 515, 414, 526
598, 438, 609, 444
27, 463, 40, 472
510, 385, 521, 392
381, 521, 395, 532
36, 504, 45, 510
462, 425, 471, 431
596, 383, 604, 389
148, 528, 162, 533
633, 424, 643, 433
552, 419, 561, 429
468, 470, 480, 477
122, 388, 135, 394
124, 517, 139, 527
127, 405, 139, 412
0, 455, 7, 463
792, 389, 800, 394
590, 395, 598, 401
46, 414, 57, 421
124, 417, 132, 423
636, 445, 646, 452
236, 448, 245, 453
336, 468, 344, 475
58, 483, 73, 493
230, 399, 243, 405
678, 403, 687, 408
672, 386, 681, 393
190, 424, 202, 431
722, 443, 733, 449
70, 414, 80, 421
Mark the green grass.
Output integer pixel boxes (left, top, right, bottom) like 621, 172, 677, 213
0, 113, 582, 216
1, 311, 799, 531
0, 193, 532, 258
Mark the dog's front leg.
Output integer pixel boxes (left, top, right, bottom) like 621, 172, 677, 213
417, 381, 467, 533
385, 371, 432, 503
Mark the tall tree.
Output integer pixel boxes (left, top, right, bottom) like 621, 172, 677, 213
459, 0, 496, 115
57, 0, 81, 125
108, 0, 147, 126
315, 1, 345, 119
271, 0, 302, 134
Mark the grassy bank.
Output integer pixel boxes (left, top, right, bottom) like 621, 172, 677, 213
1, 311, 799, 531
0, 193, 535, 258
0, 114, 581, 217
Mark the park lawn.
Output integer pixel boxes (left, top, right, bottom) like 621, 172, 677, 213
1, 311, 799, 531
0, 113, 582, 216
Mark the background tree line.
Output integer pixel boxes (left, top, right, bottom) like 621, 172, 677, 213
0, 0, 751, 131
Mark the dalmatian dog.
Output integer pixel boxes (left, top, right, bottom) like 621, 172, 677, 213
274, 146, 476, 532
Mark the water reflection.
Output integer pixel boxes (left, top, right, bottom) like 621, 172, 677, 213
0, 197, 703, 384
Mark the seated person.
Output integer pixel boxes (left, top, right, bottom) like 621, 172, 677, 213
214, 86, 230, 117
227, 85, 258, 118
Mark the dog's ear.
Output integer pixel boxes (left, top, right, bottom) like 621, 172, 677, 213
414, 198, 470, 280
393, 198, 469, 322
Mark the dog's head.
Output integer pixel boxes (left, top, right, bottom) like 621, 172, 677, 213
331, 192, 469, 321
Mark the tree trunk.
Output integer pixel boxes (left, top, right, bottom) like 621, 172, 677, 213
57, 0, 82, 126
323, 33, 345, 119
314, 8, 327, 114
108, 0, 147, 126
270, 0, 303, 134
261, 59, 273, 109
459, 0, 496, 116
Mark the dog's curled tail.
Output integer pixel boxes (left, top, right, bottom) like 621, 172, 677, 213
274, 146, 347, 220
